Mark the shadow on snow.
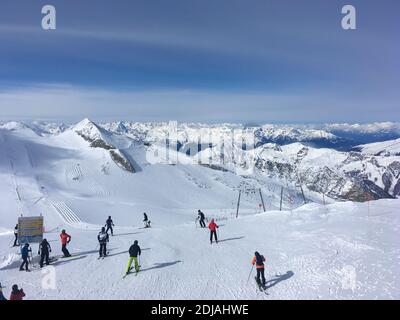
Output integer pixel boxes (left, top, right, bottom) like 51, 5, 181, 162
265, 271, 294, 290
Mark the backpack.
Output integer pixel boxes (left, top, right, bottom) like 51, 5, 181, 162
255, 254, 264, 266
98, 232, 107, 242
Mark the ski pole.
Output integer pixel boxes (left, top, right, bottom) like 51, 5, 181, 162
246, 265, 255, 284
29, 250, 35, 268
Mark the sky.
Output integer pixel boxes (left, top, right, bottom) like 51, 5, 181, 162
0, 0, 399, 123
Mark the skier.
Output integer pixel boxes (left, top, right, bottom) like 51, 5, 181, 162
97, 227, 109, 258
105, 216, 115, 236
9, 285, 25, 301
38, 239, 52, 268
143, 213, 151, 228
251, 251, 266, 287
125, 240, 141, 275
208, 219, 219, 244
19, 243, 31, 272
13, 224, 19, 247
197, 210, 206, 228
0, 283, 7, 301
60, 229, 72, 257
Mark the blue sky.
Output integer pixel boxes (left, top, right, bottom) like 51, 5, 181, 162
0, 0, 399, 123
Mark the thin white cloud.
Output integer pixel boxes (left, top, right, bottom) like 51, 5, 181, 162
0, 83, 398, 123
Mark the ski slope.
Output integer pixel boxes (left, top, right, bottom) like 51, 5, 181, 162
0, 123, 399, 300
1, 200, 399, 300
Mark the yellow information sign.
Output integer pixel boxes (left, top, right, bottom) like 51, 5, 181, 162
18, 216, 44, 244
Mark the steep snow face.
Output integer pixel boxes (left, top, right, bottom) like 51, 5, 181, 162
356, 139, 400, 157
72, 118, 113, 147
69, 119, 135, 172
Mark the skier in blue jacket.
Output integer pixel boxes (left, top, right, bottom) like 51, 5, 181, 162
20, 243, 31, 272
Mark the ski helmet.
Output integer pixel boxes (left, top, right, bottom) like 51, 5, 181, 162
61, 229, 66, 233
101, 227, 105, 232
134, 240, 138, 245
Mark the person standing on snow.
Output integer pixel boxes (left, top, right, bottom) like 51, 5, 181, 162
97, 227, 109, 258
105, 216, 115, 236
125, 240, 141, 275
13, 224, 19, 247
252, 251, 266, 287
19, 243, 31, 272
9, 285, 25, 301
60, 229, 72, 257
38, 239, 52, 268
197, 210, 206, 228
143, 213, 151, 228
208, 219, 219, 244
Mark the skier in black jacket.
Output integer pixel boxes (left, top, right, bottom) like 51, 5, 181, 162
38, 239, 52, 268
105, 216, 114, 236
197, 210, 206, 228
97, 227, 109, 258
125, 240, 141, 275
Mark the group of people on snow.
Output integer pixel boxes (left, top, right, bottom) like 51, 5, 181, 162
9, 209, 268, 299
19, 240, 54, 271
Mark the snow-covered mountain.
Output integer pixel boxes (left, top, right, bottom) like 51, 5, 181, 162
324, 122, 400, 145
356, 138, 400, 157
1, 119, 399, 201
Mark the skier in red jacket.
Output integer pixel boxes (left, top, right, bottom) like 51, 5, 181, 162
208, 219, 219, 244
60, 229, 72, 257
252, 251, 266, 287
9, 285, 25, 300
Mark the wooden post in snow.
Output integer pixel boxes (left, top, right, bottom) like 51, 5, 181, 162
299, 184, 307, 204
236, 190, 241, 219
279, 187, 284, 211
259, 188, 266, 212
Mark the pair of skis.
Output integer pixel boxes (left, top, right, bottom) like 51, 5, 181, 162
122, 266, 141, 279
255, 277, 269, 295
97, 251, 110, 260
